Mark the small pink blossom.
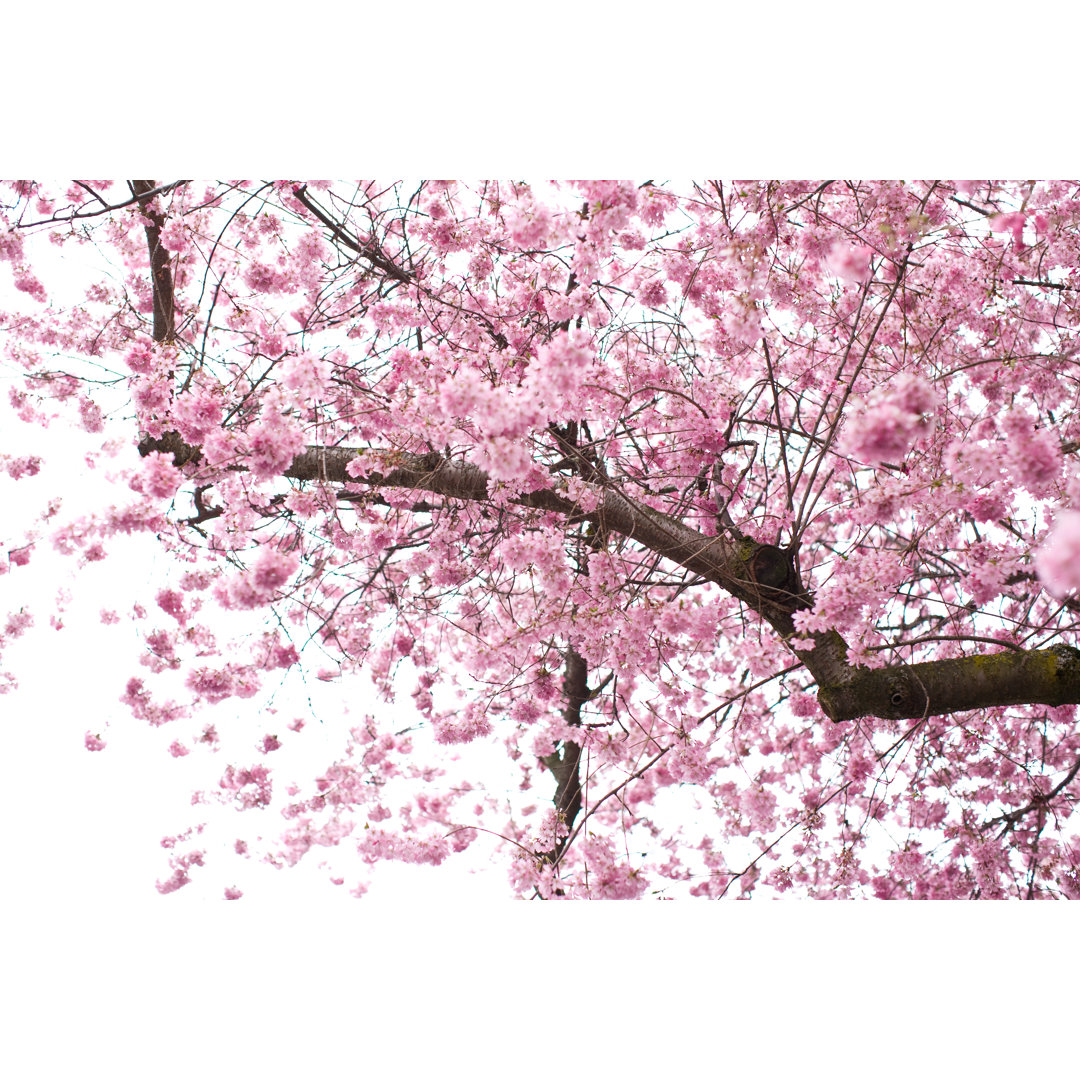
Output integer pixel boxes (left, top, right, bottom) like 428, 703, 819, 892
220, 763, 273, 809
4, 609, 33, 638
78, 397, 104, 433
0, 226, 25, 262
186, 665, 236, 703
2, 455, 41, 480
505, 202, 553, 249
472, 435, 535, 484
827, 241, 874, 285
247, 409, 306, 481
991, 211, 1027, 246
1034, 510, 1080, 599
355, 829, 449, 866
172, 387, 223, 442
13, 271, 47, 301
1001, 412, 1062, 496
218, 546, 299, 610
433, 703, 493, 744
156, 588, 187, 623
840, 373, 938, 465
280, 351, 334, 399
133, 452, 181, 500
155, 850, 204, 895
130, 375, 172, 428
722, 304, 763, 347
84, 731, 106, 752
637, 278, 669, 307
264, 639, 299, 669
571, 836, 648, 899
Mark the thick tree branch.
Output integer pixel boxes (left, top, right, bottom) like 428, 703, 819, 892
540, 647, 588, 860
138, 431, 1080, 724
817, 645, 1080, 723
131, 180, 176, 345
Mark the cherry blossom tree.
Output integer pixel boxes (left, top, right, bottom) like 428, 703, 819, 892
2, 179, 1080, 898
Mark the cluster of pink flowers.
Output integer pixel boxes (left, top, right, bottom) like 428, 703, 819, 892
568, 836, 648, 899
355, 829, 449, 866
4, 609, 33, 638
155, 849, 205, 895
280, 351, 334, 400
840, 372, 938, 465
216, 546, 299, 610
246, 401, 307, 481
10, 179, 1080, 899
171, 385, 223, 442
120, 677, 188, 727
1000, 411, 1063, 496
826, 241, 874, 285
186, 663, 261, 704
1, 454, 41, 479
663, 737, 714, 785
1034, 510, 1080, 598
155, 588, 187, 624
220, 763, 273, 810
504, 199, 553, 249
432, 703, 493, 744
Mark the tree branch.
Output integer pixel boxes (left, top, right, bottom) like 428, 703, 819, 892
131, 180, 176, 345
291, 184, 413, 285
137, 431, 1080, 724
817, 644, 1080, 723
540, 647, 588, 862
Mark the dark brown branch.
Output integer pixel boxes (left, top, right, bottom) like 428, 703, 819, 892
14, 181, 188, 229
1013, 278, 1077, 292
137, 431, 1080, 725
131, 180, 176, 344
291, 184, 413, 285
541, 647, 588, 855
817, 645, 1080, 723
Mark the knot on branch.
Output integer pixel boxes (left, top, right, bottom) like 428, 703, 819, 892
817, 665, 930, 725
1049, 642, 1080, 672
138, 430, 203, 469
881, 669, 929, 719
745, 543, 811, 612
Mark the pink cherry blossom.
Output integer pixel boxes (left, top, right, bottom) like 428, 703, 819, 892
1034, 510, 1080, 599
2, 454, 41, 480
827, 241, 874, 284
840, 373, 938, 465
217, 546, 299, 610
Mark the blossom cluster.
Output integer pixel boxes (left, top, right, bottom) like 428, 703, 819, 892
839, 373, 938, 466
